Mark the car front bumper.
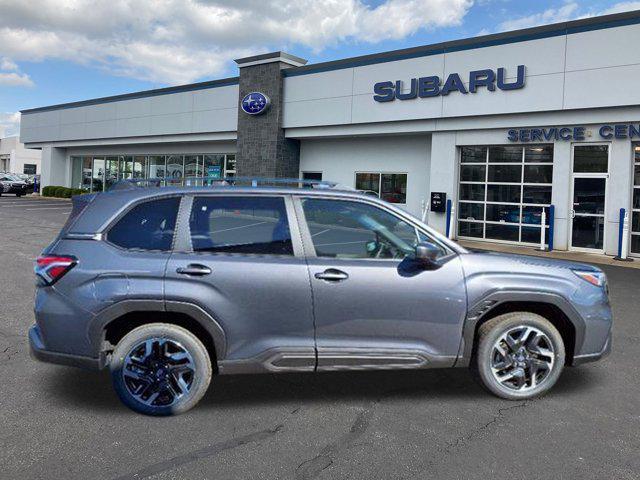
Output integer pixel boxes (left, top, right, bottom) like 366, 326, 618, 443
7, 185, 27, 194
573, 329, 612, 365
29, 325, 104, 370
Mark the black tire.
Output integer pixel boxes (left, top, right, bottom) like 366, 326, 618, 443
471, 312, 565, 400
110, 323, 212, 416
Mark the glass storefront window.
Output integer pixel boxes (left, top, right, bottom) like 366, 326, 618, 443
355, 173, 380, 195
460, 146, 487, 163
133, 156, 146, 179
119, 156, 132, 180
459, 184, 485, 201
489, 146, 523, 163
460, 165, 485, 182
92, 157, 105, 192
185, 155, 200, 178
166, 155, 184, 186
148, 155, 166, 180
203, 154, 224, 179
380, 173, 407, 203
458, 145, 553, 245
71, 156, 83, 190
525, 145, 553, 163
81, 157, 92, 191
105, 156, 119, 190
354, 172, 407, 204
68, 153, 233, 192
225, 154, 236, 173
573, 145, 608, 173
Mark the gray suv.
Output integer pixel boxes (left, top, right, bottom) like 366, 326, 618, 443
29, 181, 612, 415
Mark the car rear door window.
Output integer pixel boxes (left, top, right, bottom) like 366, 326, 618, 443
189, 196, 293, 255
107, 197, 180, 251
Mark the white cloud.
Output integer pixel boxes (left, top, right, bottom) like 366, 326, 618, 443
0, 0, 474, 85
600, 1, 640, 14
494, 1, 640, 33
0, 71, 34, 87
498, 2, 580, 31
0, 54, 33, 87
0, 57, 18, 71
0, 112, 21, 137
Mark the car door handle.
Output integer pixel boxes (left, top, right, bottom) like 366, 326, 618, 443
176, 264, 212, 276
314, 269, 349, 282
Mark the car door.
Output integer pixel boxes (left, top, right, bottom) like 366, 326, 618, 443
295, 196, 467, 371
165, 193, 316, 373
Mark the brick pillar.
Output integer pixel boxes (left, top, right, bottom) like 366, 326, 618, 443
235, 52, 307, 178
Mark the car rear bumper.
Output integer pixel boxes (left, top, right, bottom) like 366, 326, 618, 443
29, 325, 104, 370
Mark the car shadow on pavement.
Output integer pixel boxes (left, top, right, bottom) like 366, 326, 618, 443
40, 363, 605, 413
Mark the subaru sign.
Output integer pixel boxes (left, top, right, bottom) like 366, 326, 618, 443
373, 65, 526, 102
241, 92, 270, 115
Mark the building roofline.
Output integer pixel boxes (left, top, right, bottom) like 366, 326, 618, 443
20, 76, 239, 114
19, 9, 640, 114
283, 9, 640, 77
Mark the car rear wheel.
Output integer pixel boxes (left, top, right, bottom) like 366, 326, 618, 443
110, 323, 212, 415
472, 312, 565, 400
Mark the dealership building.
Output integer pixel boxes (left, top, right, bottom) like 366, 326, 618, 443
19, 10, 640, 257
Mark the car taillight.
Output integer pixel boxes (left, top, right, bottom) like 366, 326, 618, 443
35, 255, 77, 285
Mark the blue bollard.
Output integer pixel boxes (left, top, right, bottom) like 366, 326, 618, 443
445, 199, 452, 238
548, 205, 555, 252
617, 208, 625, 258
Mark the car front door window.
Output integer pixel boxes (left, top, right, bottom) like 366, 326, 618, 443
301, 198, 440, 260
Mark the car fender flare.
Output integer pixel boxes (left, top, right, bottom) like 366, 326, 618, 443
456, 290, 586, 367
88, 299, 227, 360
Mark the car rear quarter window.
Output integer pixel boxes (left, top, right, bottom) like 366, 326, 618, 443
189, 196, 293, 255
107, 197, 180, 251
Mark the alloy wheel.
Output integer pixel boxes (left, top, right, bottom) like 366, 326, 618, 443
490, 325, 555, 392
122, 337, 196, 407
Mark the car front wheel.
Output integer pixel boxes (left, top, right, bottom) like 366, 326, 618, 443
472, 312, 565, 400
110, 323, 212, 415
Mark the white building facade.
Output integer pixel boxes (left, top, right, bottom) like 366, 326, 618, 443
19, 11, 640, 257
0, 136, 41, 175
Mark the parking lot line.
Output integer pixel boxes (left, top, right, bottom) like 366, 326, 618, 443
0, 202, 67, 207
0, 201, 63, 204
24, 207, 72, 211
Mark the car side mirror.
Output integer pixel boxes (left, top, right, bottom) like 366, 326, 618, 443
413, 242, 440, 266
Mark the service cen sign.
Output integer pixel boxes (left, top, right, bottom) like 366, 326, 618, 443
507, 124, 640, 142
373, 65, 526, 102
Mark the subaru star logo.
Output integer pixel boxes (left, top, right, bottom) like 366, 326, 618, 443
241, 92, 270, 115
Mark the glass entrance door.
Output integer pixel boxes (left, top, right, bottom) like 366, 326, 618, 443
571, 177, 606, 251
570, 145, 609, 252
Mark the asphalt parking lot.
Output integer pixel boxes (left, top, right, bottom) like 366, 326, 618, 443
1, 195, 639, 480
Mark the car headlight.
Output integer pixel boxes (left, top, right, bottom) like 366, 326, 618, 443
573, 270, 607, 288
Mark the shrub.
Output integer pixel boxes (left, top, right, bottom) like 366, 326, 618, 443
42, 185, 89, 198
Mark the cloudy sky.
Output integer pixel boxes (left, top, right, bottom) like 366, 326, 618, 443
1, 0, 639, 136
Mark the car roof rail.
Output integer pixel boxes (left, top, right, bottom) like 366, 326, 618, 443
109, 176, 354, 192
